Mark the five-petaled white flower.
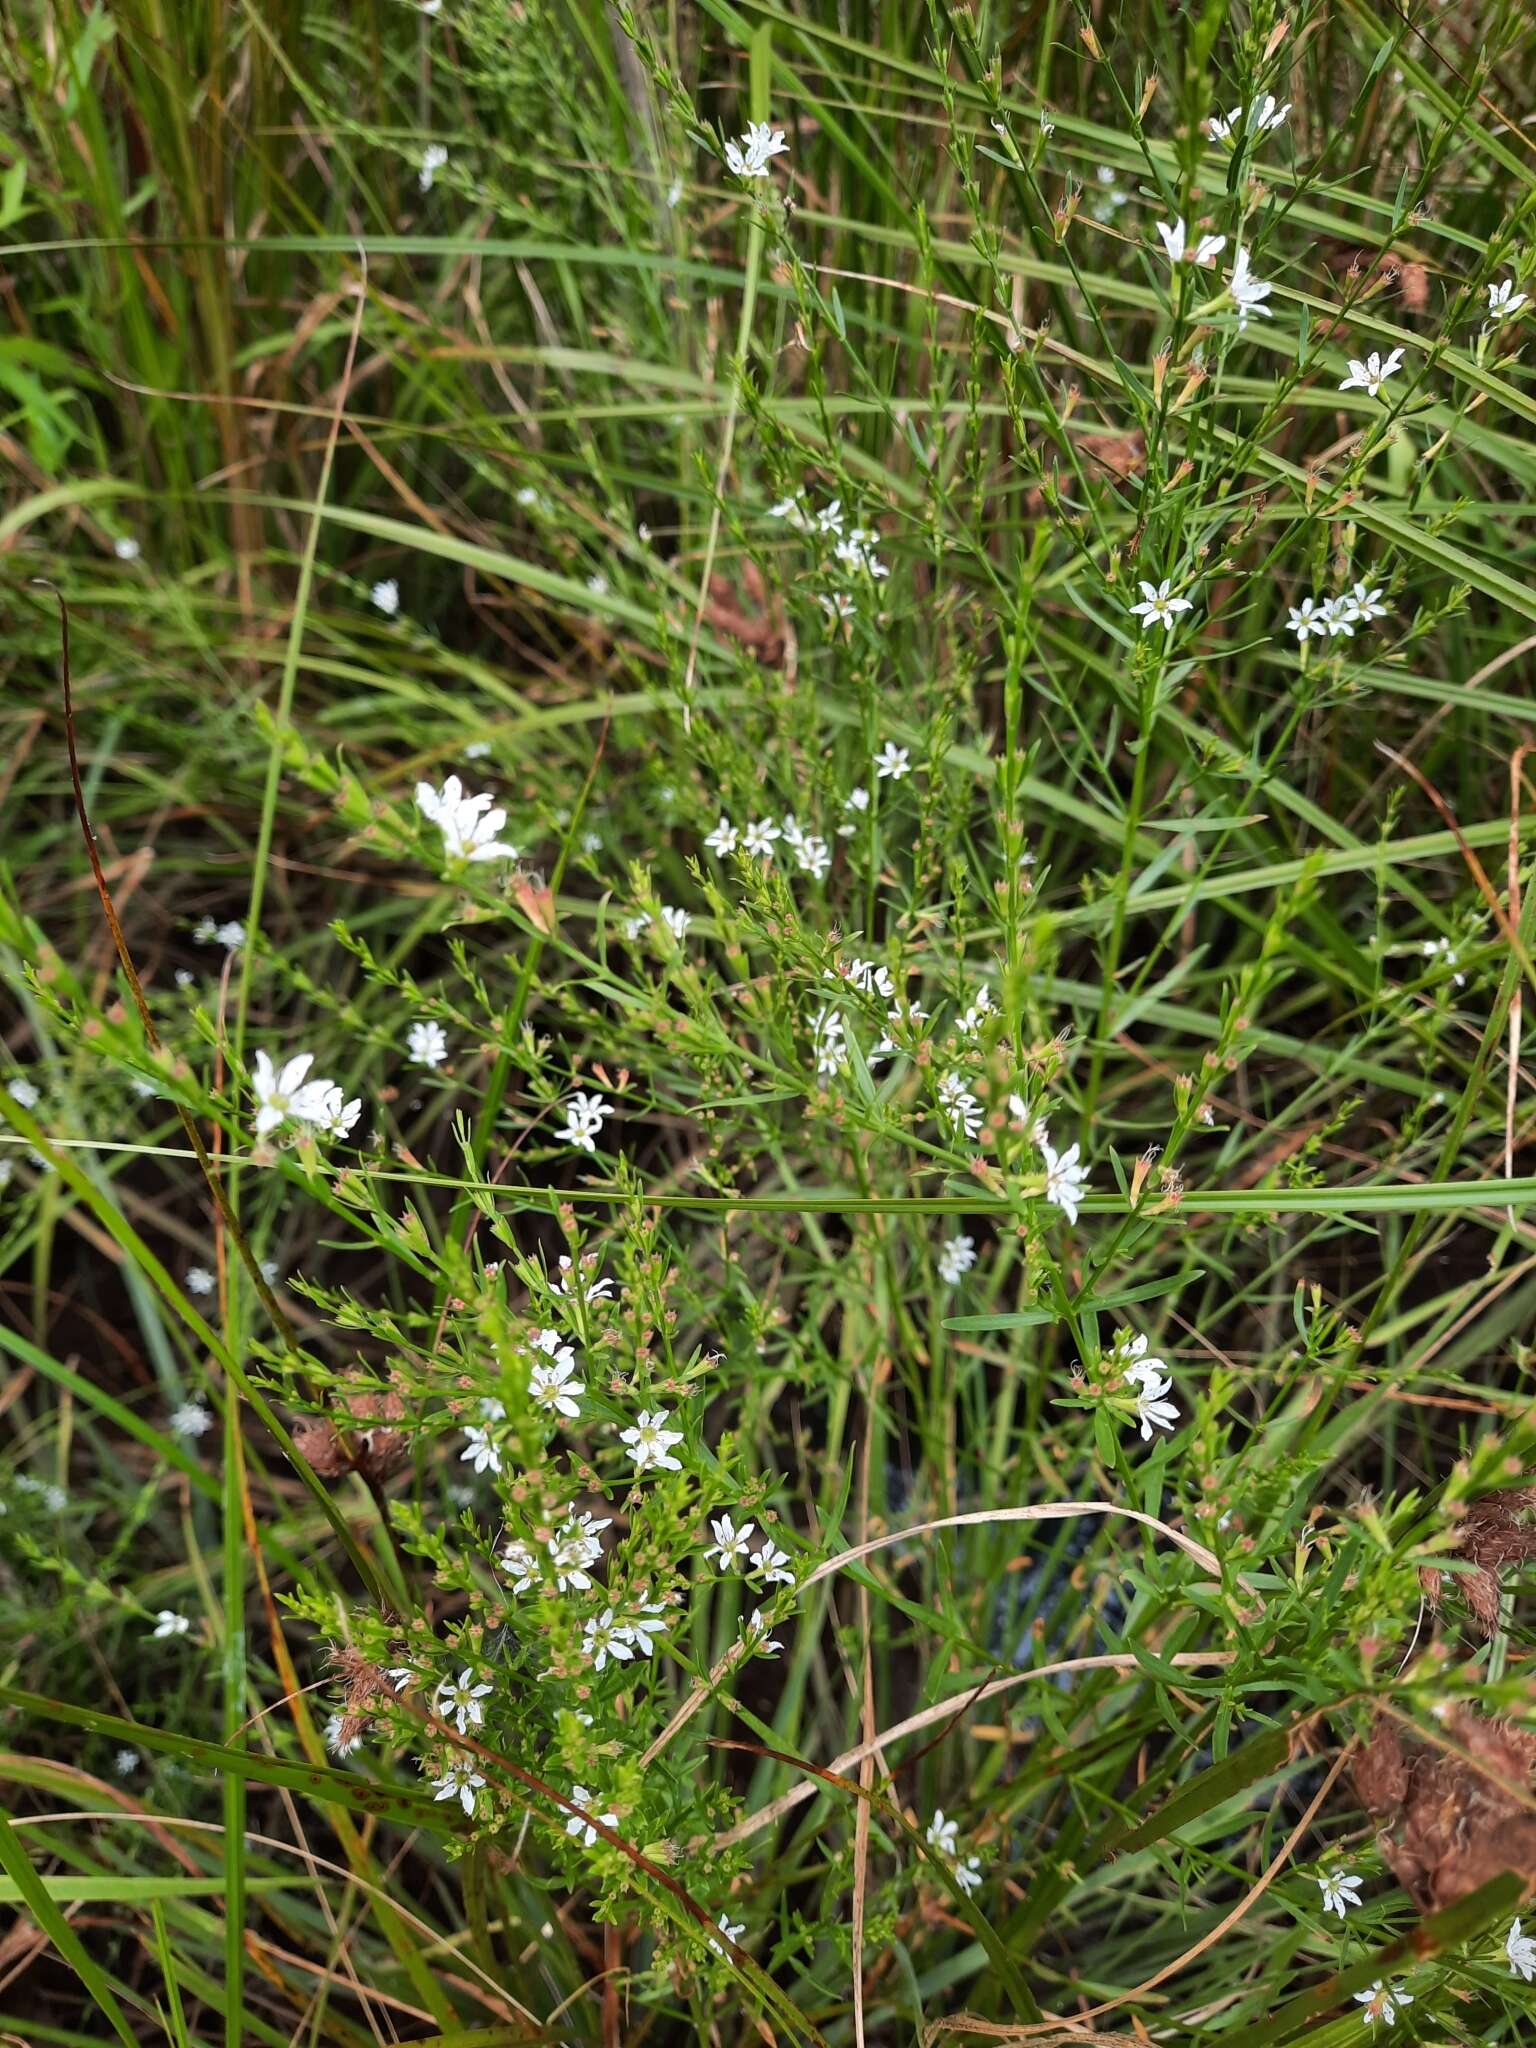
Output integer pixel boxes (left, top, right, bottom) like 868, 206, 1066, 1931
659, 904, 691, 940
186, 1265, 215, 1297
529, 1347, 584, 1418
873, 741, 911, 779
460, 1425, 501, 1475
581, 1608, 635, 1672
937, 1072, 983, 1140
1286, 597, 1329, 642
170, 1401, 212, 1440
1129, 578, 1194, 633
549, 1511, 609, 1590
433, 1764, 485, 1816
926, 1810, 960, 1856
1346, 579, 1389, 621
566, 1785, 618, 1846
371, 578, 400, 615
620, 1407, 685, 1473
704, 817, 739, 857
1155, 217, 1226, 267
249, 1051, 357, 1142
1317, 1870, 1363, 1917
1507, 1916, 1536, 1980
938, 1233, 977, 1285
406, 1020, 448, 1068
150, 1610, 190, 1639
1486, 277, 1528, 325
709, 1514, 755, 1569
742, 817, 782, 859
1354, 1980, 1411, 2026
1041, 1139, 1088, 1224
751, 1541, 796, 1587
1229, 245, 1273, 329
559, 1090, 611, 1152
1338, 347, 1404, 396
956, 1855, 983, 1895
624, 1602, 668, 1655
724, 121, 789, 180
708, 1911, 746, 1955
811, 1007, 847, 1078
436, 1667, 493, 1735
415, 776, 519, 864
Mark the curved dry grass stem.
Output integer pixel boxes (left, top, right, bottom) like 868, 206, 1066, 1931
713, 1651, 1236, 1849
642, 1501, 1231, 1769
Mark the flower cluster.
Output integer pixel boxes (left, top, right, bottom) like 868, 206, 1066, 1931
724, 122, 788, 180
1285, 581, 1389, 643
250, 1050, 360, 1143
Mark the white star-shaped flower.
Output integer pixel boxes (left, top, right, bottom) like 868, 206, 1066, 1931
1041, 1138, 1088, 1223
620, 1407, 684, 1473
1338, 347, 1404, 396
1317, 1870, 1363, 1916
415, 776, 519, 865
724, 121, 789, 180
1155, 216, 1226, 267
1128, 578, 1194, 633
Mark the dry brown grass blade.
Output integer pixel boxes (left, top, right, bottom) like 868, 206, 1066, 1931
643, 1502, 1232, 1769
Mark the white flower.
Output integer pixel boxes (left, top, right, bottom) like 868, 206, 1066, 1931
660, 904, 691, 940
936, 1072, 983, 1140
820, 590, 856, 621
150, 1610, 190, 1639
751, 1541, 795, 1587
250, 1051, 319, 1136
1129, 578, 1194, 633
386, 1666, 415, 1692
811, 1006, 847, 1078
938, 1234, 977, 1285
709, 1515, 755, 1569
460, 1425, 501, 1475
432, 1765, 485, 1817
549, 1511, 609, 1591
926, 1810, 960, 1856
955, 1855, 983, 1895
415, 776, 519, 864
305, 1081, 362, 1139
406, 1020, 448, 1068
325, 1714, 363, 1758
586, 572, 608, 596
530, 1348, 584, 1419
501, 1539, 538, 1593
1318, 1870, 1363, 1916
1229, 245, 1272, 329
1208, 94, 1289, 141
1354, 1980, 1411, 2026
1116, 1339, 1179, 1441
169, 1401, 212, 1440
186, 1266, 215, 1297
559, 1090, 611, 1153
1041, 1139, 1088, 1224
620, 1407, 685, 1474
1338, 347, 1404, 396
419, 143, 448, 192
1507, 1916, 1536, 1980
1320, 594, 1356, 638
114, 1747, 140, 1774
847, 959, 895, 1000
739, 1608, 782, 1656
436, 1667, 493, 1735
704, 817, 739, 857
1155, 217, 1226, 267
8, 1077, 40, 1109
958, 984, 995, 1034
192, 916, 245, 950
555, 1254, 615, 1300
768, 492, 809, 528
1344, 579, 1389, 622
1286, 597, 1329, 642
843, 784, 870, 819
565, 1785, 618, 1846
794, 833, 831, 881
371, 578, 400, 615
724, 121, 789, 179
833, 528, 888, 580
581, 1609, 634, 1672
873, 741, 910, 780
114, 536, 141, 561
1486, 277, 1527, 325
709, 1911, 746, 1955
742, 817, 782, 859
624, 1602, 668, 1655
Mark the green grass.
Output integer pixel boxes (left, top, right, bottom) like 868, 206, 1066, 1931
5, 0, 1536, 2040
